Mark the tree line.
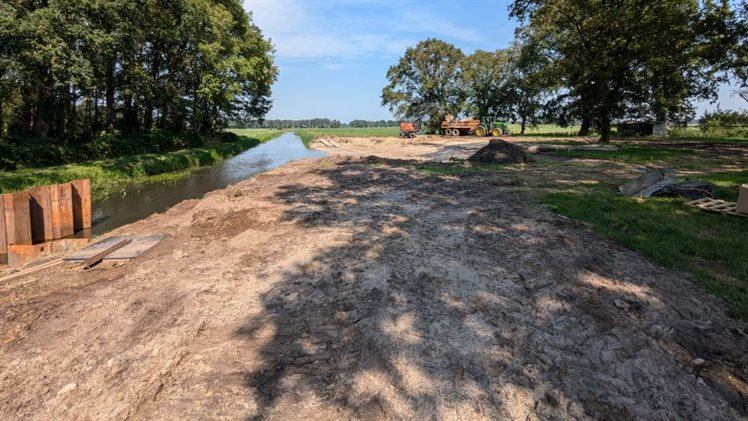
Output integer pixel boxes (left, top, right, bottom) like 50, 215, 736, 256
0, 0, 276, 140
231, 119, 400, 129
382, 0, 748, 142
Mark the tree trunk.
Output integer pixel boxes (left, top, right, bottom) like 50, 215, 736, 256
33, 83, 51, 138
599, 111, 611, 144
105, 61, 116, 134
521, 116, 527, 135
93, 90, 100, 133
579, 116, 591, 136
0, 95, 4, 137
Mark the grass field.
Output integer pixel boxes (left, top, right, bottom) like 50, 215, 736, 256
0, 130, 280, 200
228, 125, 748, 144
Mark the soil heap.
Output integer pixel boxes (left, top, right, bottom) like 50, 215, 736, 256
468, 139, 529, 164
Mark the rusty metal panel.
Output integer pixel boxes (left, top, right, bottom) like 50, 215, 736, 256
71, 179, 92, 231
29, 185, 54, 243
4, 192, 33, 246
0, 194, 7, 257
51, 183, 74, 239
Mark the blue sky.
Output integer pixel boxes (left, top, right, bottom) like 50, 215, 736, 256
244, 0, 745, 123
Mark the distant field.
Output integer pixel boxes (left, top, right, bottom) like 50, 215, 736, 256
296, 127, 400, 137
232, 125, 583, 138
227, 128, 286, 137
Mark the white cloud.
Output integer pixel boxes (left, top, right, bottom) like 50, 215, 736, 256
243, 0, 478, 61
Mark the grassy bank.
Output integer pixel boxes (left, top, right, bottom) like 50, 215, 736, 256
541, 147, 748, 319
0, 130, 279, 200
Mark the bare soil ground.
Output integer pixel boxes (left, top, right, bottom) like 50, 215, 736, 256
1, 136, 747, 420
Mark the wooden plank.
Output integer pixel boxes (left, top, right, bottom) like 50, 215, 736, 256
71, 179, 92, 231
82, 239, 132, 269
685, 198, 748, 218
65, 235, 168, 261
50, 183, 74, 239
0, 258, 63, 283
4, 192, 32, 246
0, 194, 7, 257
28, 186, 54, 243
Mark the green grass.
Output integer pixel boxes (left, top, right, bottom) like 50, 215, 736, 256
668, 126, 748, 143
294, 131, 316, 147
299, 127, 400, 138
507, 124, 581, 136
0, 130, 280, 201
554, 145, 696, 163
544, 189, 748, 319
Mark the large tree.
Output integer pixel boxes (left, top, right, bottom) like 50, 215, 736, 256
381, 38, 465, 133
510, 0, 725, 142
461, 49, 512, 118
0, 0, 276, 139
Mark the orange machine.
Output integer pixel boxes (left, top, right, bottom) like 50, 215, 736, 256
399, 122, 418, 138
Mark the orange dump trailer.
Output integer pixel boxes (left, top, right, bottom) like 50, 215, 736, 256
399, 122, 417, 138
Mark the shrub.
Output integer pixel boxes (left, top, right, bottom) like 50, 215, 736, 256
699, 110, 748, 138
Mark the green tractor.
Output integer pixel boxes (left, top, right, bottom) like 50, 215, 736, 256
474, 117, 509, 137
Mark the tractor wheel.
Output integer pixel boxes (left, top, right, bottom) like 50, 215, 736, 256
491, 128, 502, 137
474, 126, 487, 137
446, 129, 454, 136
452, 129, 461, 136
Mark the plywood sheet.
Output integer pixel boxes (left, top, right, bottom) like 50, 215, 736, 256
64, 235, 168, 261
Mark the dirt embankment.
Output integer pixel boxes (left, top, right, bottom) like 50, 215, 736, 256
0, 147, 747, 419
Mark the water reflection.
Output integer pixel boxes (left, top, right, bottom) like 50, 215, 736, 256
91, 133, 325, 234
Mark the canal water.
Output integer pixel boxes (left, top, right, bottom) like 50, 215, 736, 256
91, 133, 326, 235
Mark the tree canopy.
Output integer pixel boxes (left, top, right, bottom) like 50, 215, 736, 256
510, 0, 733, 142
0, 0, 276, 139
381, 39, 465, 132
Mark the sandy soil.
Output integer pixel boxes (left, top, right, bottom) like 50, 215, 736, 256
1, 137, 747, 420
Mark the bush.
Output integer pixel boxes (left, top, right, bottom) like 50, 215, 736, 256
0, 131, 241, 170
699, 110, 748, 138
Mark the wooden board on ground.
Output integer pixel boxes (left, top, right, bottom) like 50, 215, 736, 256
64, 235, 168, 262
685, 198, 748, 217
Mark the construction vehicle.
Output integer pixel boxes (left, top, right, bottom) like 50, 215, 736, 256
399, 121, 418, 138
441, 115, 509, 137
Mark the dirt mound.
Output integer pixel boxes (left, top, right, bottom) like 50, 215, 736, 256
468, 139, 529, 164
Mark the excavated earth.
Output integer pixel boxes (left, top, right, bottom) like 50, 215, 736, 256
0, 140, 747, 420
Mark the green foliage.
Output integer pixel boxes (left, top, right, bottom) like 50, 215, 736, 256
510, 0, 732, 142
0, 131, 279, 199
381, 39, 466, 133
0, 0, 276, 139
699, 110, 748, 137
461, 50, 512, 118
0, 132, 241, 170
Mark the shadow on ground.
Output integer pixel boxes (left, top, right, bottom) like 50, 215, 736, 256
235, 157, 748, 420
